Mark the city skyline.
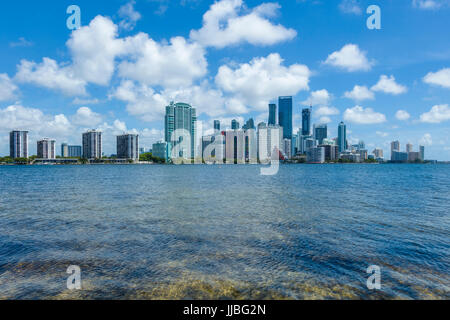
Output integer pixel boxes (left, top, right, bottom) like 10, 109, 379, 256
0, 1, 449, 159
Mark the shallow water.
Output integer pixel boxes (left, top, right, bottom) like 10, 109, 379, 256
0, 164, 449, 299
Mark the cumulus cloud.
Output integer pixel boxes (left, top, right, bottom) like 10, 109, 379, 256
395, 110, 411, 121
15, 58, 87, 96
0, 74, 18, 101
343, 105, 386, 124
324, 44, 373, 72
371, 75, 407, 95
420, 104, 450, 123
339, 0, 362, 15
413, 0, 449, 10
302, 89, 331, 106
118, 1, 142, 31
419, 133, 433, 146
215, 53, 310, 111
190, 0, 297, 48
344, 85, 374, 101
314, 106, 340, 117
71, 107, 102, 127
423, 68, 450, 89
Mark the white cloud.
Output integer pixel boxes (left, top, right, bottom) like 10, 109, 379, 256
343, 105, 387, 124
371, 75, 407, 95
314, 106, 340, 117
423, 68, 450, 89
344, 85, 375, 101
118, 34, 207, 88
9, 37, 33, 48
413, 0, 449, 10
420, 104, 450, 123
339, 0, 362, 15
0, 74, 18, 101
324, 44, 373, 72
215, 53, 310, 111
15, 58, 87, 96
118, 1, 142, 31
71, 107, 102, 127
190, 0, 297, 48
419, 133, 433, 146
302, 89, 331, 106
376, 131, 389, 137
395, 110, 411, 121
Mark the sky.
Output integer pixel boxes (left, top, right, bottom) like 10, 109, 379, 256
0, 0, 449, 159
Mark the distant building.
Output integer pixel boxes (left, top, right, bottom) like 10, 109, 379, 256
82, 130, 102, 159
283, 139, 292, 159
406, 143, 413, 153
68, 146, 82, 158
279, 96, 293, 139
420, 146, 425, 161
408, 152, 421, 162
225, 129, 257, 164
268, 104, 277, 126
231, 119, 240, 130
373, 148, 384, 159
61, 143, 69, 158
117, 134, 139, 161
37, 138, 56, 159
314, 124, 327, 145
243, 118, 255, 130
307, 147, 325, 164
165, 102, 197, 159
214, 120, 221, 132
340, 152, 361, 163
391, 151, 408, 162
257, 123, 283, 163
320, 144, 339, 161
152, 141, 172, 162
359, 149, 368, 161
302, 107, 312, 136
337, 122, 347, 153
10, 130, 28, 159
391, 140, 400, 160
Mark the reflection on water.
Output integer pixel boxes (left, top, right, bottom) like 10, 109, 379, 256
0, 164, 449, 299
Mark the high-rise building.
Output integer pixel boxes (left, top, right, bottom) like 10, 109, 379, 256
165, 102, 197, 159
268, 104, 277, 126
225, 129, 257, 164
337, 122, 347, 153
406, 143, 413, 153
283, 139, 292, 159
373, 148, 384, 159
152, 141, 171, 162
214, 120, 221, 132
391, 140, 400, 160
231, 119, 240, 130
9, 130, 28, 159
68, 146, 82, 158
279, 96, 293, 139
314, 124, 327, 145
302, 107, 312, 136
392, 151, 408, 162
37, 138, 56, 159
257, 123, 283, 163
117, 134, 139, 161
61, 143, 69, 158
243, 118, 255, 130
82, 130, 102, 159
319, 144, 339, 162
420, 146, 425, 161
307, 147, 325, 164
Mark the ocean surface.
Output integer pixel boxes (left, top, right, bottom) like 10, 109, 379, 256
0, 164, 449, 300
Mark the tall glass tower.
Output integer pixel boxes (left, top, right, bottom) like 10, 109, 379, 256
314, 124, 327, 145
214, 120, 221, 132
278, 96, 293, 140
9, 131, 29, 159
165, 102, 197, 159
231, 119, 240, 130
338, 122, 347, 153
268, 104, 277, 126
302, 107, 312, 136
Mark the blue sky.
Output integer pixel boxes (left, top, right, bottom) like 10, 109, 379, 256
0, 0, 449, 159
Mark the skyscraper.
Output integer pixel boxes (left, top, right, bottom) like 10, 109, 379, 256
243, 118, 255, 130
420, 146, 425, 161
68, 146, 82, 158
214, 120, 221, 132
61, 143, 69, 158
82, 130, 102, 159
268, 104, 277, 126
165, 102, 197, 159
314, 124, 327, 145
391, 140, 400, 160
37, 138, 56, 159
231, 119, 240, 130
117, 134, 139, 161
279, 96, 293, 139
406, 143, 413, 153
337, 122, 347, 153
9, 130, 28, 159
302, 107, 312, 136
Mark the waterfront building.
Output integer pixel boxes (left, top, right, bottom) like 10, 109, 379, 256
214, 120, 221, 132
202, 134, 225, 163
117, 134, 139, 161
302, 107, 312, 136
268, 104, 277, 126
408, 152, 421, 162
82, 130, 102, 159
292, 135, 298, 155
359, 149, 368, 161
406, 143, 413, 153
231, 119, 240, 130
283, 139, 292, 159
373, 148, 384, 159
313, 124, 327, 145
391, 140, 400, 160
319, 144, 339, 161
152, 141, 172, 162
257, 123, 283, 163
61, 143, 69, 158
279, 96, 293, 139
420, 146, 425, 161
391, 151, 408, 162
340, 152, 361, 163
225, 129, 257, 164
9, 130, 28, 159
68, 145, 82, 158
37, 138, 56, 159
338, 122, 347, 153
165, 102, 197, 159
307, 147, 325, 164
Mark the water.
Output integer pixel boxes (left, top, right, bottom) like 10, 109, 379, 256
0, 164, 449, 300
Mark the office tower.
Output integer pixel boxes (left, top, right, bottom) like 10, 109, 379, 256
406, 143, 413, 153
338, 122, 347, 153
117, 134, 139, 161
165, 102, 197, 159
152, 141, 172, 162
314, 124, 327, 145
373, 148, 384, 159
61, 143, 69, 158
408, 152, 421, 162
9, 130, 28, 159
319, 144, 339, 161
68, 146, 82, 158
243, 118, 255, 130
391, 140, 400, 160
214, 120, 221, 132
268, 104, 277, 126
231, 119, 240, 130
279, 96, 293, 139
37, 138, 56, 159
302, 107, 312, 136
82, 130, 102, 159
307, 147, 325, 164
304, 138, 316, 152
283, 139, 292, 159
420, 146, 425, 161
